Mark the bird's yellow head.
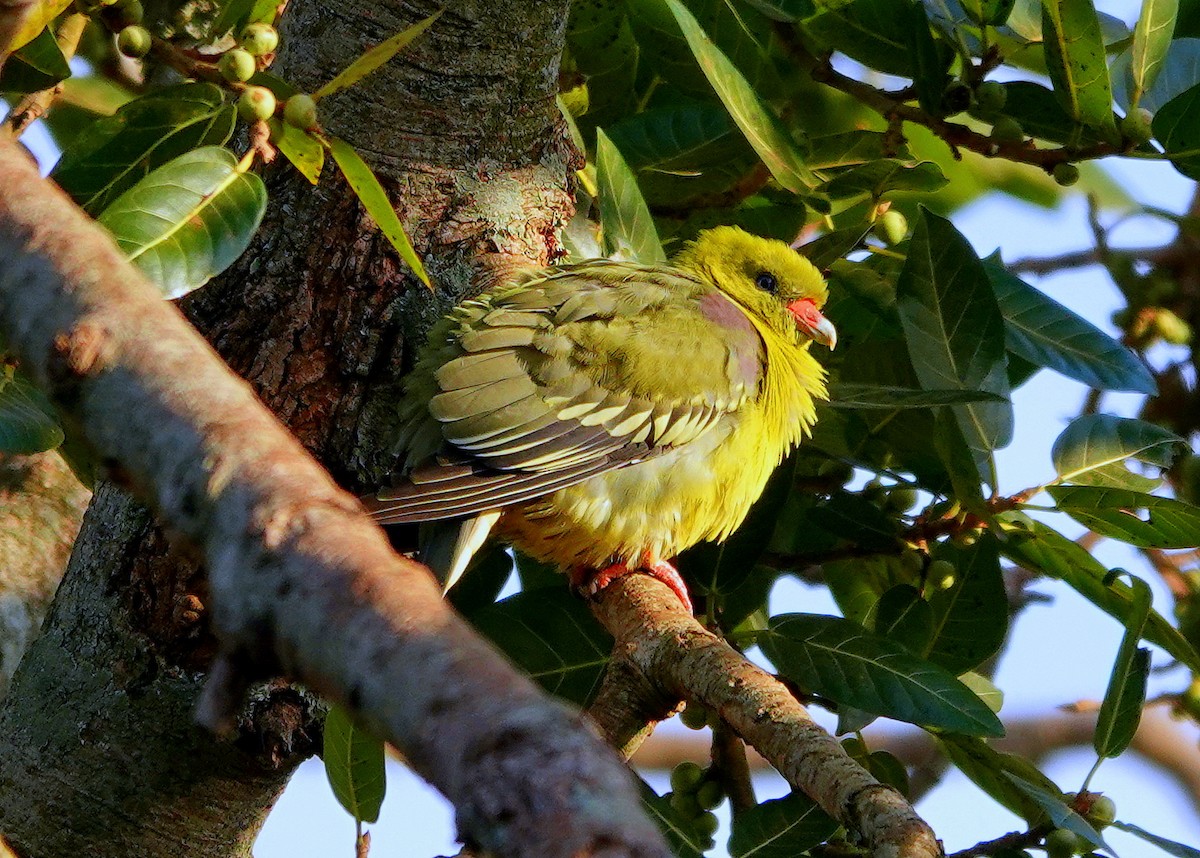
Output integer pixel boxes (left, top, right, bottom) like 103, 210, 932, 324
673, 226, 836, 349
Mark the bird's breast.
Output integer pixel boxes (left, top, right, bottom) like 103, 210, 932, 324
495, 406, 783, 569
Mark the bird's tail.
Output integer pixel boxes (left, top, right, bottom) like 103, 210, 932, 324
418, 511, 501, 593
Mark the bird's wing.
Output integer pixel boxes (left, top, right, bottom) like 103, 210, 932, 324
369, 262, 766, 524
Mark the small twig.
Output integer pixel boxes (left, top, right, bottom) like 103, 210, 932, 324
945, 826, 1049, 858
588, 574, 943, 858
774, 29, 1121, 170
711, 720, 757, 816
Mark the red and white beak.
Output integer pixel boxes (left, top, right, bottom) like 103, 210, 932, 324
786, 297, 837, 349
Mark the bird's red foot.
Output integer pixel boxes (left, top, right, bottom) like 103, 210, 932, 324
570, 554, 694, 613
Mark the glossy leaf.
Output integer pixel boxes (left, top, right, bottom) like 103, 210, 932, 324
804, 0, 915, 77
986, 262, 1156, 394
314, 11, 440, 99
1130, 0, 1179, 105
666, 0, 817, 192
322, 704, 386, 824
1154, 82, 1200, 180
1112, 37, 1200, 112
3, 0, 72, 52
0, 26, 70, 95
1048, 486, 1200, 549
52, 83, 236, 215
873, 584, 934, 655
728, 792, 838, 857
938, 734, 1057, 824
605, 101, 740, 171
805, 131, 909, 169
206, 0, 257, 39
268, 118, 324, 184
98, 147, 266, 300
1004, 773, 1114, 854
1040, 0, 1119, 140
908, 2, 951, 115
469, 588, 612, 706
825, 383, 1008, 409
1051, 414, 1184, 489
999, 519, 1200, 671
925, 535, 1008, 674
761, 613, 1004, 736
328, 136, 431, 287
961, 0, 1017, 25
1111, 821, 1200, 858
897, 209, 1013, 485
0, 368, 63, 454
595, 128, 666, 263
819, 160, 947, 199
1096, 644, 1150, 759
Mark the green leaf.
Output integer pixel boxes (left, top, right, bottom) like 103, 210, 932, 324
823, 554, 911, 627
819, 160, 947, 199
825, 383, 1008, 409
1051, 414, 1185, 489
1153, 82, 1200, 180
908, 2, 952, 115
605, 101, 740, 171
1040, 0, 1119, 140
962, 0, 1017, 25
804, 131, 909, 169
3, 0, 72, 53
327, 136, 430, 287
665, 0, 817, 192
0, 27, 70, 95
1111, 821, 1200, 858
1112, 37, 1200, 112
638, 780, 706, 858
960, 671, 1004, 713
1004, 773, 1115, 855
322, 704, 386, 824
469, 588, 612, 706
1130, 0, 1180, 105
798, 225, 872, 270
206, 0, 257, 39
938, 734, 1057, 824
803, 0, 917, 77
0, 368, 63, 454
97, 147, 267, 300
986, 262, 1156, 394
595, 128, 666, 264
925, 535, 1008, 674
760, 613, 1004, 736
1048, 485, 1200, 549
873, 584, 935, 654
728, 792, 838, 857
51, 83, 236, 215
314, 11, 440, 100
1096, 644, 1150, 758
267, 118, 324, 184
999, 519, 1200, 671
991, 81, 1109, 145
897, 209, 1013, 485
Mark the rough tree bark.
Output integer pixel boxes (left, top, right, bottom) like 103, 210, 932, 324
0, 1, 585, 855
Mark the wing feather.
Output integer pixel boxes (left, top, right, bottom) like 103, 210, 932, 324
379, 264, 766, 522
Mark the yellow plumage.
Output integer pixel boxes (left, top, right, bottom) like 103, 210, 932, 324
369, 226, 836, 603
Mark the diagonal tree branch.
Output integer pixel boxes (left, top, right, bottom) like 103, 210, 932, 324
0, 137, 668, 858
587, 574, 943, 858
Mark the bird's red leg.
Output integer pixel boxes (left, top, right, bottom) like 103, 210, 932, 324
570, 553, 694, 614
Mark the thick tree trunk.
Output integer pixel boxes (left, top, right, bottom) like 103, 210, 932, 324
0, 1, 574, 855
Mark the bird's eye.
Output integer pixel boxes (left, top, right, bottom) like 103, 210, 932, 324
755, 272, 778, 293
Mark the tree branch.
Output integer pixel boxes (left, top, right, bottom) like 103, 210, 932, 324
588, 574, 943, 858
0, 138, 668, 858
